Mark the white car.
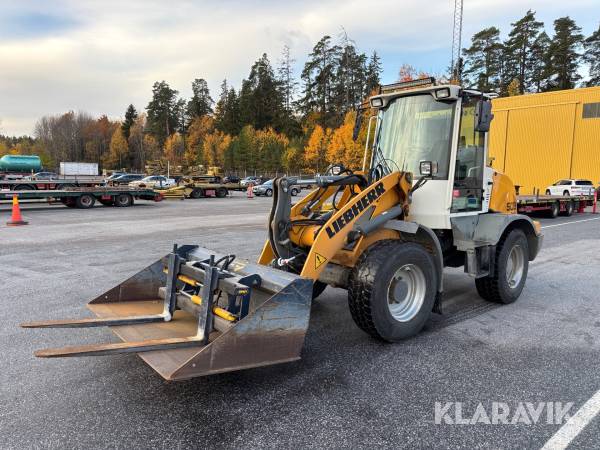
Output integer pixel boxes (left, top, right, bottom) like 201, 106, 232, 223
545, 179, 595, 196
129, 175, 176, 189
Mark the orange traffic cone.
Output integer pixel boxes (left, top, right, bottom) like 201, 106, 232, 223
7, 195, 28, 226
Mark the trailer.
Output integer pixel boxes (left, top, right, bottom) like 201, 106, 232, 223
0, 186, 162, 209
517, 194, 595, 218
0, 177, 105, 191
157, 181, 241, 199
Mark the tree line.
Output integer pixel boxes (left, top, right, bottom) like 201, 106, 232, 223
1, 14, 598, 175
458, 12, 599, 95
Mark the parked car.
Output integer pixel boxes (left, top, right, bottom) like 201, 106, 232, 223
545, 179, 596, 196
240, 176, 267, 187
129, 175, 176, 189
223, 175, 240, 184
109, 174, 145, 185
25, 171, 58, 180
252, 179, 300, 197
104, 172, 127, 182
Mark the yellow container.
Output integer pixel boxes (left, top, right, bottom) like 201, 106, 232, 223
489, 87, 600, 194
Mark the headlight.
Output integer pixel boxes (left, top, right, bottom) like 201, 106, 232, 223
370, 97, 383, 108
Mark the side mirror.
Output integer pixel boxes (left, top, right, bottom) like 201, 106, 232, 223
352, 110, 363, 141
419, 161, 438, 177
475, 99, 494, 132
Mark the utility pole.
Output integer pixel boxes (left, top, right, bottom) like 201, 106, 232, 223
451, 0, 464, 82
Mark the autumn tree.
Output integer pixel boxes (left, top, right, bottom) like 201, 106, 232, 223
163, 133, 184, 165
202, 130, 231, 168
185, 115, 214, 166
327, 110, 365, 169
304, 125, 331, 173
127, 114, 148, 170
104, 128, 129, 169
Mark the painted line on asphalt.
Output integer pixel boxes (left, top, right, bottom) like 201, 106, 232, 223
540, 389, 600, 450
541, 217, 600, 229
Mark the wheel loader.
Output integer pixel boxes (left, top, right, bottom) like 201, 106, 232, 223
22, 78, 543, 380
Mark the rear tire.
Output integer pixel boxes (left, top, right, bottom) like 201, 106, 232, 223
265, 189, 273, 197
475, 229, 529, 304
545, 189, 551, 195
114, 193, 133, 207
348, 240, 437, 342
189, 188, 203, 199
75, 194, 95, 209
563, 190, 570, 196
216, 187, 228, 198
13, 184, 34, 191
548, 201, 559, 218
561, 200, 573, 217
291, 188, 299, 197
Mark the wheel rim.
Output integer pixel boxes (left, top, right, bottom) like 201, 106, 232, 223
387, 264, 426, 322
81, 196, 92, 206
505, 245, 525, 289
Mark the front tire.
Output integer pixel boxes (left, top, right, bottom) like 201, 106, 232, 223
475, 229, 529, 304
348, 241, 437, 342
265, 189, 273, 197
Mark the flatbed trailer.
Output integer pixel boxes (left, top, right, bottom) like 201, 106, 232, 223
517, 194, 595, 218
0, 177, 105, 191
0, 187, 162, 209
158, 182, 241, 199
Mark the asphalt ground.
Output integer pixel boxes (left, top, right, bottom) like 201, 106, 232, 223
1, 192, 599, 449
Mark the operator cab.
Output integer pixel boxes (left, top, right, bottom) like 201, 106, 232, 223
367, 78, 494, 229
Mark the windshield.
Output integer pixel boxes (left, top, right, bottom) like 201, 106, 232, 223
373, 94, 455, 179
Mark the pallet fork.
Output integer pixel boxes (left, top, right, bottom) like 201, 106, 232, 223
22, 245, 313, 380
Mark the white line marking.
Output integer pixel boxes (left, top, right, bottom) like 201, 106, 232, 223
540, 389, 600, 450
541, 217, 600, 229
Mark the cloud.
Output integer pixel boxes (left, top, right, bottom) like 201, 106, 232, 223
0, 0, 598, 135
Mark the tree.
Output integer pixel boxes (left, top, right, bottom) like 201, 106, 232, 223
145, 81, 180, 146
186, 78, 213, 122
462, 27, 504, 92
507, 78, 521, 96
327, 110, 366, 169
333, 30, 368, 121
128, 114, 147, 170
202, 130, 231, 168
304, 125, 331, 173
529, 31, 552, 92
365, 51, 382, 95
584, 24, 600, 86
504, 10, 544, 94
278, 45, 297, 112
214, 80, 241, 136
546, 17, 584, 90
185, 115, 214, 166
121, 104, 138, 139
163, 133, 184, 164
282, 137, 305, 174
255, 128, 288, 173
238, 53, 285, 131
299, 36, 340, 127
104, 128, 129, 169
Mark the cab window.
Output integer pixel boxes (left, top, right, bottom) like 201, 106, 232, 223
451, 97, 486, 213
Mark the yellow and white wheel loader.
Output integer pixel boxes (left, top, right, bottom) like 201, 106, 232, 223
23, 78, 543, 380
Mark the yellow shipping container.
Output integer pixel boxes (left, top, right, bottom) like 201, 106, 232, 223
489, 87, 600, 194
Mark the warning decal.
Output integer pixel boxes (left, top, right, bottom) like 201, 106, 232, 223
315, 253, 327, 269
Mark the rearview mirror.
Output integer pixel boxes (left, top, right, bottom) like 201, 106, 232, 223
419, 161, 438, 177
352, 110, 363, 141
474, 99, 494, 132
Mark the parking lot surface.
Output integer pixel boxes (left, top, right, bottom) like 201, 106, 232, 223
1, 193, 599, 449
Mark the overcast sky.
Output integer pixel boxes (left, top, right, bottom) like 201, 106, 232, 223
0, 0, 598, 136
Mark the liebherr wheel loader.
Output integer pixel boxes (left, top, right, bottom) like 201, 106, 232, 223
22, 78, 543, 380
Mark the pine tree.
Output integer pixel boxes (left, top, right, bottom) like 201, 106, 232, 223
504, 10, 544, 93
277, 45, 297, 113
121, 104, 138, 139
462, 27, 504, 92
145, 81, 180, 146
529, 31, 552, 92
546, 17, 584, 90
334, 30, 368, 119
299, 36, 340, 127
584, 24, 600, 86
186, 78, 213, 122
365, 51, 382, 95
214, 80, 241, 136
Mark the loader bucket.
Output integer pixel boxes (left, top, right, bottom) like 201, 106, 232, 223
22, 245, 313, 381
